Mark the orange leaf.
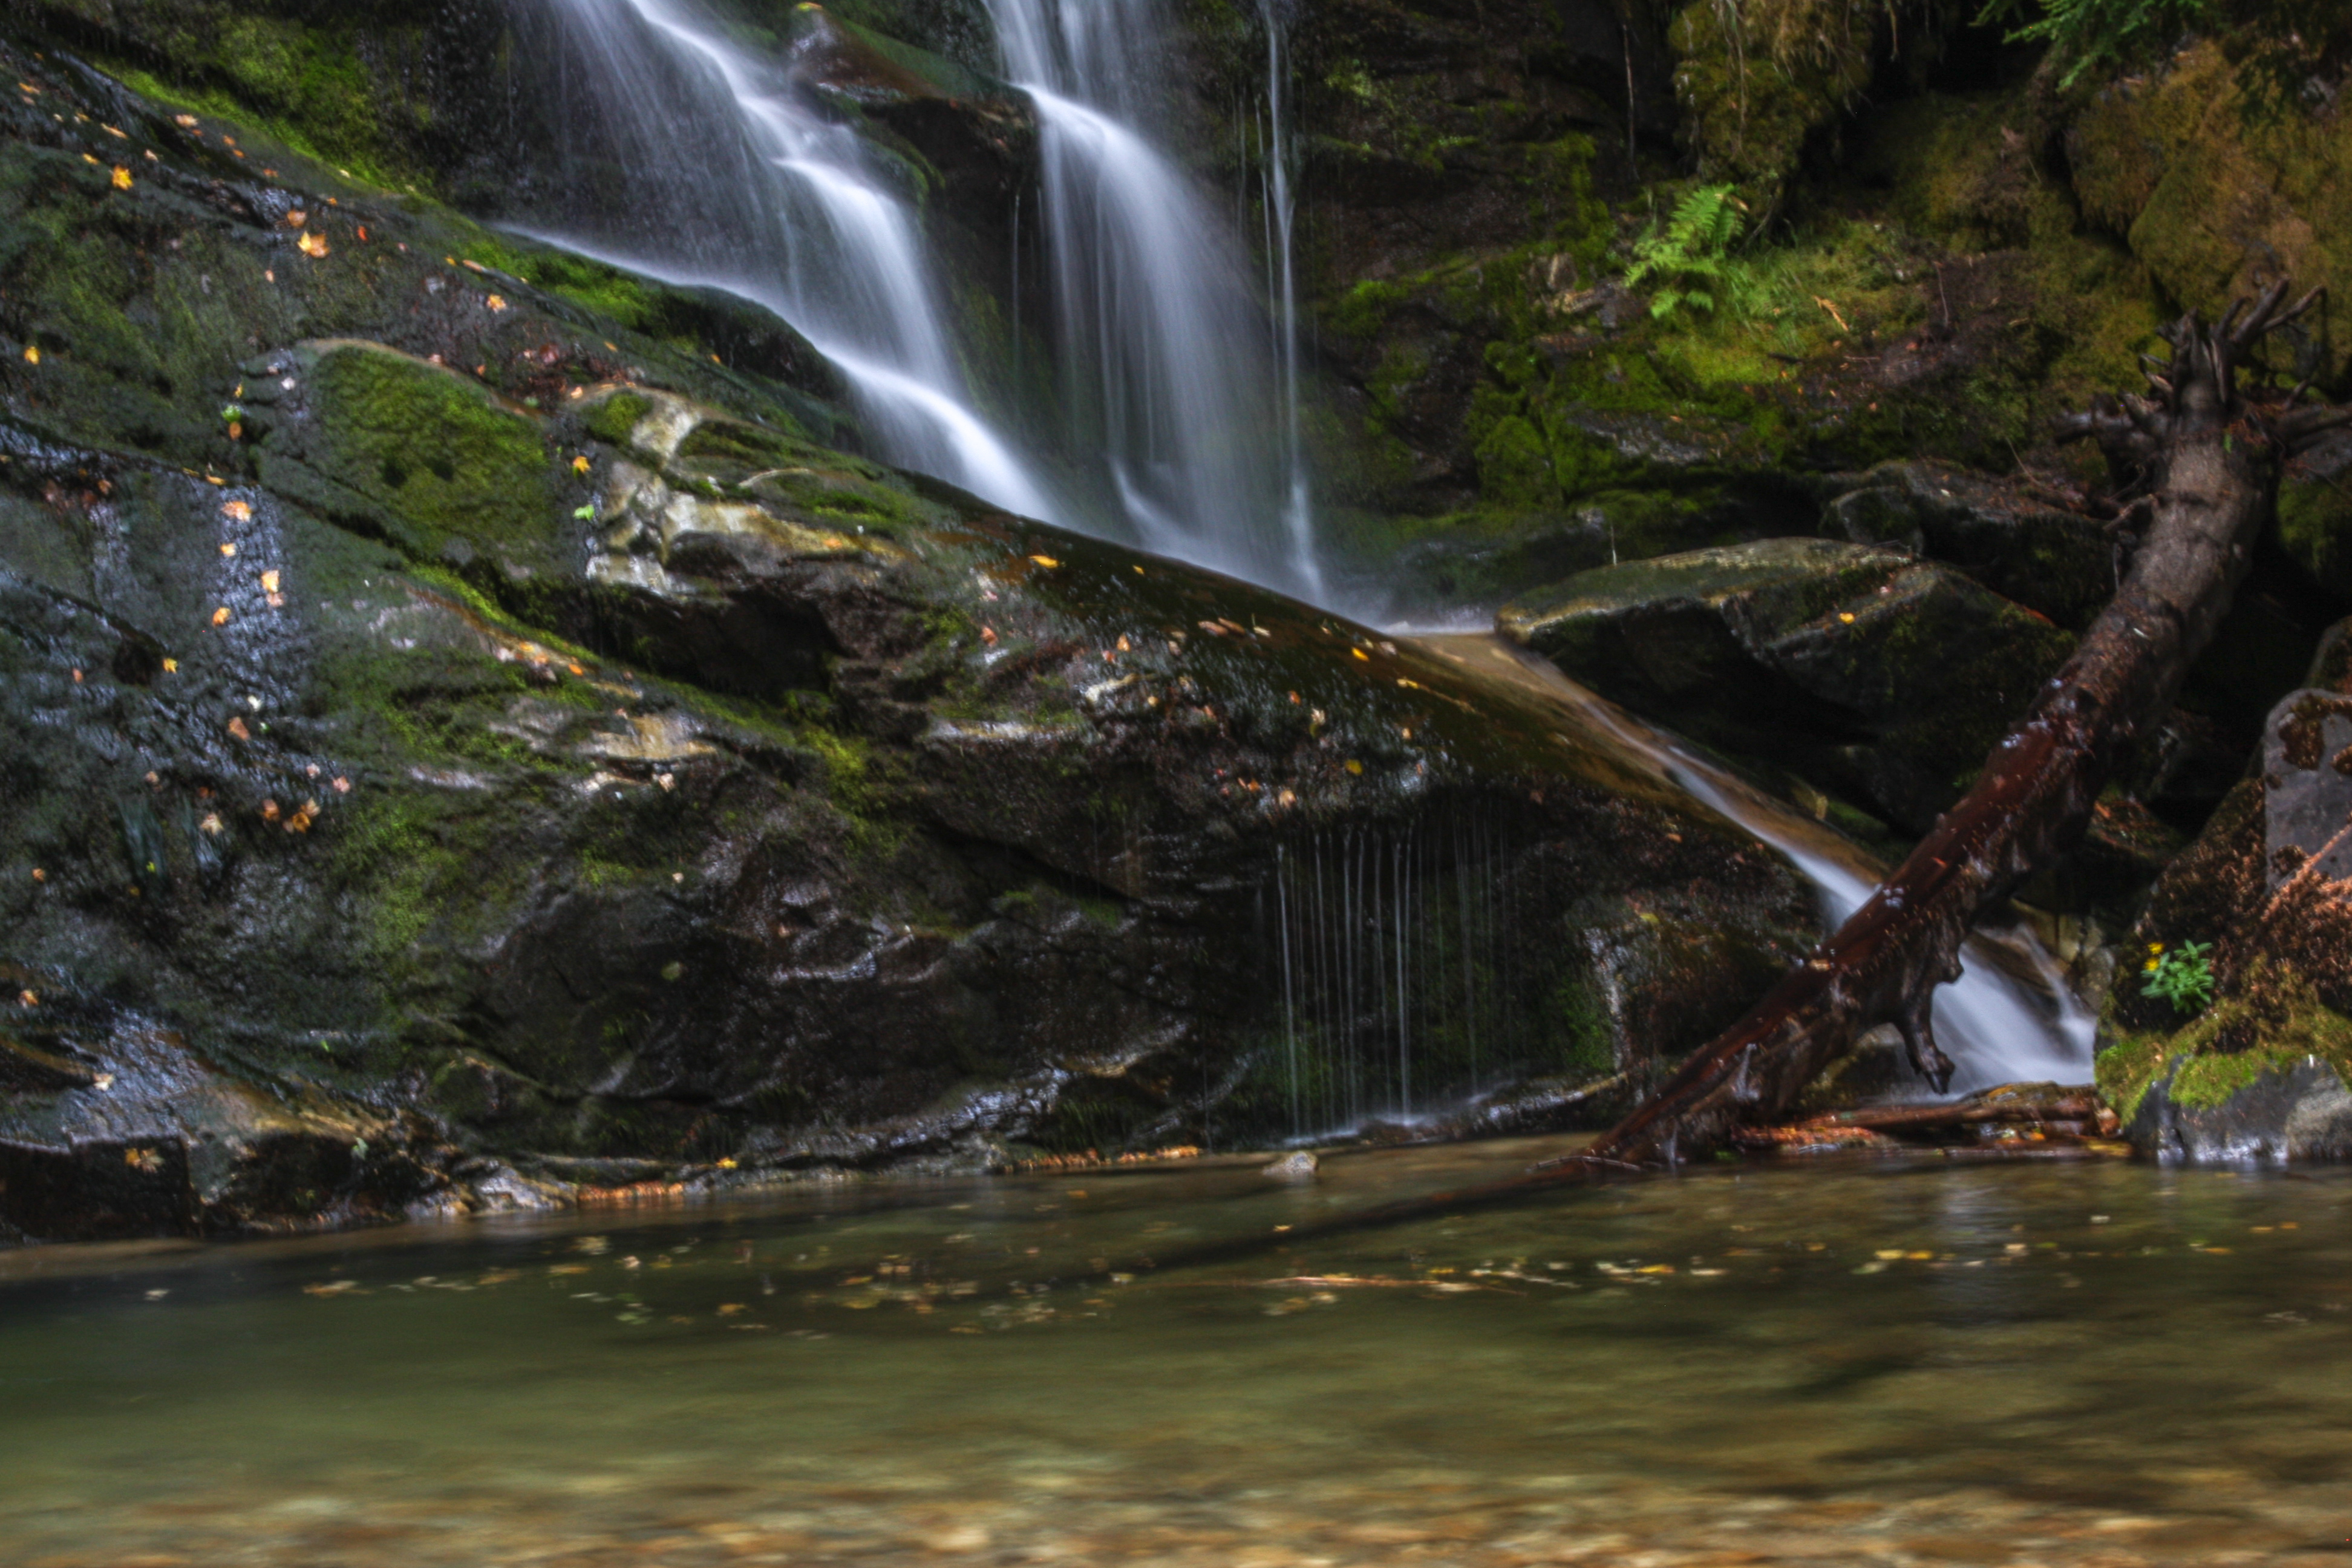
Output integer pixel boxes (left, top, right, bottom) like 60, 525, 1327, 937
297, 231, 329, 258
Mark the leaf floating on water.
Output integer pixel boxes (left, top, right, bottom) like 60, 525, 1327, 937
296, 230, 329, 258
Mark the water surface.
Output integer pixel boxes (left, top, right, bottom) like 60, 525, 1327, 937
5, 1142, 2350, 1565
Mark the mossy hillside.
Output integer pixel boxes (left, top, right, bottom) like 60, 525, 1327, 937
30, 0, 437, 193
0, 34, 854, 491
2067, 41, 2352, 377
1667, 0, 1880, 215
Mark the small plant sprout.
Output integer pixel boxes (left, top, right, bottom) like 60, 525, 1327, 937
2142, 939, 2216, 1016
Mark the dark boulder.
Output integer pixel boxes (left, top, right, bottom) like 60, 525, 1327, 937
1497, 537, 2077, 833
0, 41, 1821, 1239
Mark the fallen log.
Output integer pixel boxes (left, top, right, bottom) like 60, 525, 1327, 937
1812, 1097, 2102, 1132
1584, 281, 2352, 1168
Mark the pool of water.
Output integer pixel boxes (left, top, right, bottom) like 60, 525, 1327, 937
5, 1140, 2351, 1566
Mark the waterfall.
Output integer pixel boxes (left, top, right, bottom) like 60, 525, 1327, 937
984, 0, 1324, 599
518, 0, 1054, 519
1416, 635, 2099, 1099
512, 0, 1323, 597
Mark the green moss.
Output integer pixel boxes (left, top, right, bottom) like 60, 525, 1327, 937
587, 391, 655, 447
1668, 0, 1878, 212
266, 342, 556, 563
2102, 967, 2352, 1120
2278, 470, 2352, 599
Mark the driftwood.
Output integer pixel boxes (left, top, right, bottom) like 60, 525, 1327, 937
1585, 281, 2352, 1167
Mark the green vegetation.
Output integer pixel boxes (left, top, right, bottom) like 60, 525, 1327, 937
2142, 940, 2218, 1015
1624, 185, 1751, 319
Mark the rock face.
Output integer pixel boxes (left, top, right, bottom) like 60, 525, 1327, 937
0, 37, 1821, 1240
1497, 538, 2076, 833
1821, 462, 2114, 630
2125, 1059, 2352, 1165
2265, 688, 2352, 887
2100, 630, 2352, 1162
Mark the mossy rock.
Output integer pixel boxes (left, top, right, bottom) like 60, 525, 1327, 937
2102, 967, 2352, 1161
2278, 432, 2352, 601
1500, 537, 2077, 830
249, 339, 564, 580
2066, 42, 2352, 377
1822, 460, 2111, 627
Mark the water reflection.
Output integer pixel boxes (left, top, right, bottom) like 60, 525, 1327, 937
2, 1146, 2349, 1564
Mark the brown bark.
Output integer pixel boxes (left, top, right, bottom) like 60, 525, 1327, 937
1584, 281, 2351, 1168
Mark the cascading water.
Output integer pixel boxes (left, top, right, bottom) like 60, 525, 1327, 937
518, 0, 1054, 519
1416, 636, 2099, 1098
985, 0, 1323, 599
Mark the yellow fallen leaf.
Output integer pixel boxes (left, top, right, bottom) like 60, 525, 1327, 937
110, 165, 132, 189
571, 454, 590, 474
220, 542, 237, 557
211, 606, 231, 626
486, 294, 508, 312
1028, 554, 1059, 568
21, 345, 37, 365
287, 210, 307, 228
226, 716, 250, 740
1351, 647, 1368, 661
1838, 612, 1856, 624
222, 499, 252, 521
161, 658, 178, 673
103, 124, 126, 139
297, 230, 329, 258
1344, 760, 1363, 775
260, 569, 280, 593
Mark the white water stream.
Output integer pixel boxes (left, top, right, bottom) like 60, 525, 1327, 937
526, 0, 1055, 518
1417, 637, 2097, 1099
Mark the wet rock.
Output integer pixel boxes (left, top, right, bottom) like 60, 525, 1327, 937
0, 43, 1824, 1238
1498, 538, 2076, 832
2264, 688, 2352, 888
1821, 460, 2113, 629
1261, 1149, 1318, 1179
2126, 1059, 2352, 1165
